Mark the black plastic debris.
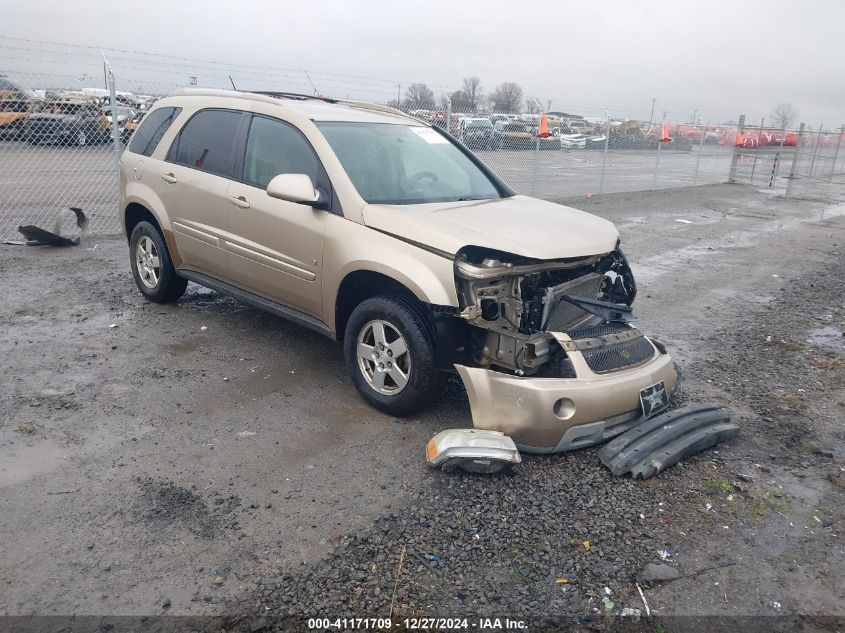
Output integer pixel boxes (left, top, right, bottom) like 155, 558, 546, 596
15, 207, 88, 246
598, 404, 739, 479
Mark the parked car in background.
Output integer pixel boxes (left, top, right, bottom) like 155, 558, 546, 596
499, 122, 534, 149
459, 117, 497, 150
552, 127, 587, 149
101, 105, 137, 127
490, 114, 511, 127
565, 118, 592, 134
121, 109, 146, 143
24, 98, 111, 146
0, 95, 38, 140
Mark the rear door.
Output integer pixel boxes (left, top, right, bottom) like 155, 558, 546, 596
225, 114, 329, 317
157, 108, 244, 280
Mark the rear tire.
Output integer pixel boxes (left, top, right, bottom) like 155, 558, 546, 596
344, 295, 442, 416
129, 221, 187, 303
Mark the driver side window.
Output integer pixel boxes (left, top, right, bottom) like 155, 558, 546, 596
243, 115, 319, 189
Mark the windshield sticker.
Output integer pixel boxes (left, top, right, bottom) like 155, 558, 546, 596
411, 127, 448, 144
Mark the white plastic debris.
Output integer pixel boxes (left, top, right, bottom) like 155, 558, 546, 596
200, 326, 208, 331
674, 219, 693, 224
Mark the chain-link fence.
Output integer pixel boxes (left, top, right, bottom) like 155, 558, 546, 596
727, 115, 845, 195
1, 38, 843, 241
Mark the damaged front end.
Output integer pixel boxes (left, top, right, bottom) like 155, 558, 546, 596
450, 243, 678, 453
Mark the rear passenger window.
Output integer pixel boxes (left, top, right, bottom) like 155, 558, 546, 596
171, 109, 241, 178
127, 107, 181, 157
242, 115, 319, 188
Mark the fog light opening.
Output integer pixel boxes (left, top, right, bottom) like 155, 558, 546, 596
553, 397, 576, 420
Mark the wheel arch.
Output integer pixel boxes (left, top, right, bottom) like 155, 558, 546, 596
334, 269, 422, 341
122, 198, 182, 268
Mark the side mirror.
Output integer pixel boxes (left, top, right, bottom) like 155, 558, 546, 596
266, 173, 320, 206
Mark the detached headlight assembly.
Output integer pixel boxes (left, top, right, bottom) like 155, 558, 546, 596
426, 429, 521, 474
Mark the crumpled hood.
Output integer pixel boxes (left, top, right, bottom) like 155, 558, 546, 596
363, 195, 619, 259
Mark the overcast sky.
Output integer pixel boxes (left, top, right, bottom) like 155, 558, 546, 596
2, 0, 844, 125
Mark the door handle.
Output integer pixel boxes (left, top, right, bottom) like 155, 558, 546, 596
161, 173, 177, 184
230, 195, 250, 209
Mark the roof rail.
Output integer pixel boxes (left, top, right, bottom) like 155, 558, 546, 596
344, 100, 421, 123
250, 91, 340, 104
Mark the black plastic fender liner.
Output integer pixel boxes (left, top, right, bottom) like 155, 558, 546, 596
598, 404, 739, 479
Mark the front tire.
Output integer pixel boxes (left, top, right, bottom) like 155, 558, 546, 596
344, 295, 441, 416
129, 221, 187, 303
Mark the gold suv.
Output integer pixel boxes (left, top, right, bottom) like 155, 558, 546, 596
120, 90, 677, 453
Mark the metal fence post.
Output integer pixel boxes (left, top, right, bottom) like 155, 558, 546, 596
104, 62, 123, 208
598, 113, 611, 194
652, 114, 665, 189
749, 117, 765, 185
693, 119, 706, 184
829, 125, 843, 181
771, 122, 788, 187
785, 122, 805, 198
809, 124, 823, 177
728, 114, 745, 183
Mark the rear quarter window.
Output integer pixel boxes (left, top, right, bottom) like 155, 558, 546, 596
169, 109, 242, 178
127, 107, 182, 157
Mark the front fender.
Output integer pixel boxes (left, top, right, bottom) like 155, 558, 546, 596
322, 214, 458, 332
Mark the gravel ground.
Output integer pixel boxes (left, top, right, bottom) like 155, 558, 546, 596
1, 182, 844, 631
229, 262, 845, 631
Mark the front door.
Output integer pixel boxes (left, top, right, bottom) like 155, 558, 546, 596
157, 108, 243, 280
226, 114, 328, 317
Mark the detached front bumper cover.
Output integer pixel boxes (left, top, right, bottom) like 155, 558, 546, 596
455, 332, 678, 454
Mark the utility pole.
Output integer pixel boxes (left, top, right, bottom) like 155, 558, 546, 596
647, 97, 656, 132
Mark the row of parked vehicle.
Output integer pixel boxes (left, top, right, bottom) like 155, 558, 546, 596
407, 110, 604, 151
0, 80, 155, 146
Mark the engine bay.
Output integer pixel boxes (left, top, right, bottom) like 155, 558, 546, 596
453, 245, 643, 376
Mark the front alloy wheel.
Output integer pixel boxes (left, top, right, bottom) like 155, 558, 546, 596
343, 295, 443, 416
356, 319, 411, 395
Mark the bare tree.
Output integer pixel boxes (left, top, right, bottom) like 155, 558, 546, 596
770, 102, 798, 129
490, 82, 523, 113
449, 90, 473, 111
461, 76, 483, 111
404, 83, 435, 110
525, 97, 542, 114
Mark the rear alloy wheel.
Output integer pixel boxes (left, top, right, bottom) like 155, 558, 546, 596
76, 131, 87, 146
129, 220, 188, 303
135, 235, 161, 289
344, 295, 442, 416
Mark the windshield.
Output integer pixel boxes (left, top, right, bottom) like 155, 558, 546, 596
317, 122, 502, 205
